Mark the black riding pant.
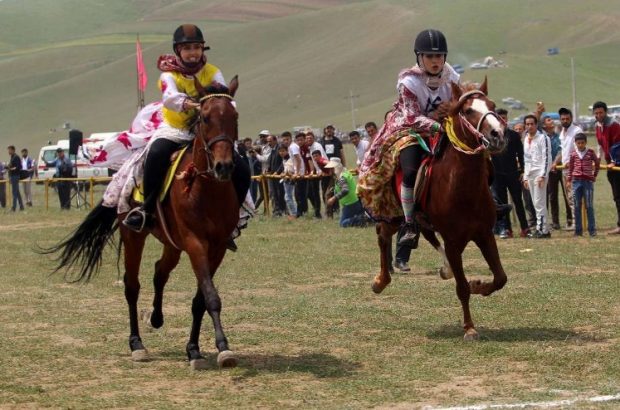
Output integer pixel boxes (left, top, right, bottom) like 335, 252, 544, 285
399, 144, 426, 188
142, 138, 251, 214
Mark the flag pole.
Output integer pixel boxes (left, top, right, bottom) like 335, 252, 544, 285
136, 33, 145, 110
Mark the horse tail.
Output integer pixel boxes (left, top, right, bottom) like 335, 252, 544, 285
40, 201, 119, 282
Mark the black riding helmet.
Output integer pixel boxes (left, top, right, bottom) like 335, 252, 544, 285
413, 29, 448, 75
173, 24, 210, 56
414, 29, 448, 55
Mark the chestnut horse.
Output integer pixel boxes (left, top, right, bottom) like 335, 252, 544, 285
46, 77, 242, 368
372, 79, 508, 340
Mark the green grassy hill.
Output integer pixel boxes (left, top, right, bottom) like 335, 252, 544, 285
1, 0, 620, 154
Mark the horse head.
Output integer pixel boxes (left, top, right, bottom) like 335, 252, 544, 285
449, 77, 506, 153
194, 76, 239, 181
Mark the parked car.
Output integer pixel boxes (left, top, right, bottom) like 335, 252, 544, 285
452, 64, 464, 74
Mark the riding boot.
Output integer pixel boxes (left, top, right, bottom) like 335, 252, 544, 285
226, 238, 238, 252
398, 222, 420, 249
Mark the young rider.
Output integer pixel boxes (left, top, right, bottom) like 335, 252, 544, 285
123, 24, 250, 236
358, 29, 458, 248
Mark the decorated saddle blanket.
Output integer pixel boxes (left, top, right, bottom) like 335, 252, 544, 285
132, 145, 189, 203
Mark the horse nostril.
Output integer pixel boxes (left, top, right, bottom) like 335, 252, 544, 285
491, 129, 499, 138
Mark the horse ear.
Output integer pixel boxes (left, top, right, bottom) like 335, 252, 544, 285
479, 76, 488, 95
193, 76, 206, 97
228, 75, 239, 97
450, 82, 462, 101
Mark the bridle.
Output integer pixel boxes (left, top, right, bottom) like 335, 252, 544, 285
193, 93, 236, 177
447, 90, 501, 154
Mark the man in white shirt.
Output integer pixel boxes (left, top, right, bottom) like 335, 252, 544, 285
554, 107, 583, 229
523, 114, 552, 238
349, 131, 369, 169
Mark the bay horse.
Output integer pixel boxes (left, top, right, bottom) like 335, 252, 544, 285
46, 77, 242, 368
372, 79, 508, 340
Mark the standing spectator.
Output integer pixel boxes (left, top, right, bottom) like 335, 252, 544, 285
557, 107, 582, 229
492, 109, 530, 238
7, 145, 24, 212
320, 124, 344, 217
266, 135, 285, 216
54, 148, 73, 210
513, 122, 524, 135
294, 132, 313, 217
243, 137, 261, 204
305, 131, 326, 219
0, 161, 6, 208
364, 121, 378, 142
325, 158, 366, 227
523, 115, 552, 238
277, 145, 296, 219
20, 148, 34, 207
567, 133, 600, 236
593, 101, 620, 234
539, 115, 564, 230
349, 130, 369, 169
287, 132, 305, 217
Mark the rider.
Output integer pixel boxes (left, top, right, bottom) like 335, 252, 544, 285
123, 24, 250, 240
358, 29, 458, 249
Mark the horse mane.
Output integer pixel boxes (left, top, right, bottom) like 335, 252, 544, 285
203, 84, 230, 96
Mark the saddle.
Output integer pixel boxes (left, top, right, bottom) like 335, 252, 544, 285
132, 145, 189, 204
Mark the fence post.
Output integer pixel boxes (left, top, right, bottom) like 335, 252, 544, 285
261, 175, 270, 217
45, 179, 49, 210
90, 178, 94, 208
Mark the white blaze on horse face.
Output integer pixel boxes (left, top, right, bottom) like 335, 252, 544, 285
471, 98, 502, 131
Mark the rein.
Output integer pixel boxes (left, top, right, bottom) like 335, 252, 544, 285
193, 93, 235, 178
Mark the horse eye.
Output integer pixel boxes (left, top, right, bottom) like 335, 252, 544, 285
465, 108, 474, 115
202, 117, 210, 124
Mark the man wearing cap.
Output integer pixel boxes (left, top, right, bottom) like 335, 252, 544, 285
54, 147, 73, 210
325, 158, 365, 227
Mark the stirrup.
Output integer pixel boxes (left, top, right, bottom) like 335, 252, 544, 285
123, 207, 147, 233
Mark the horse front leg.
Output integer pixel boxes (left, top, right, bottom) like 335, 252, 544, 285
444, 242, 478, 341
148, 245, 181, 329
186, 241, 236, 369
120, 229, 149, 361
372, 222, 398, 293
421, 228, 453, 280
471, 231, 508, 296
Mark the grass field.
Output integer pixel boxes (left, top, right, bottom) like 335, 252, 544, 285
0, 177, 619, 408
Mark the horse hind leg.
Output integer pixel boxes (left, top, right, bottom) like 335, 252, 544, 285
121, 229, 150, 361
470, 232, 508, 296
372, 222, 398, 294
147, 245, 181, 329
421, 229, 453, 280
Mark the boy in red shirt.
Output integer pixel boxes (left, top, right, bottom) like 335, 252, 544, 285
567, 133, 600, 236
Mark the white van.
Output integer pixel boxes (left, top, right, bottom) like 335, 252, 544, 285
37, 133, 118, 181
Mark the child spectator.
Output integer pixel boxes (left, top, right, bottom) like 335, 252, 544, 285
567, 133, 600, 236
278, 145, 297, 219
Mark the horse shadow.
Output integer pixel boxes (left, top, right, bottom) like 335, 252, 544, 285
426, 325, 601, 343
156, 350, 360, 378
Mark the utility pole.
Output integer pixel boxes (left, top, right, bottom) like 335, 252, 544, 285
346, 89, 360, 130
571, 57, 577, 116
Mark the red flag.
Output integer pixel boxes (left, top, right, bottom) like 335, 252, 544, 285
136, 37, 148, 92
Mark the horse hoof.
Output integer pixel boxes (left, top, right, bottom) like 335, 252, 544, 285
217, 350, 238, 368
190, 358, 209, 370
131, 349, 150, 362
463, 328, 479, 342
439, 266, 453, 280
371, 281, 385, 294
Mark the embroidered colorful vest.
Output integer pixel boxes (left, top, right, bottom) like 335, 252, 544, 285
159, 63, 221, 130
